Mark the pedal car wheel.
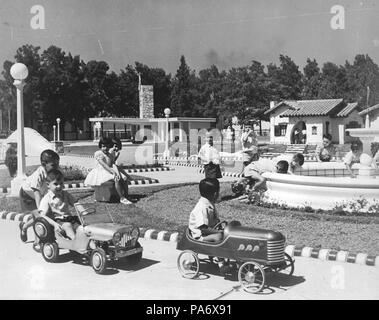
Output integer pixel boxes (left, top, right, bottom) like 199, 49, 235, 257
33, 217, 54, 242
238, 261, 265, 293
91, 248, 108, 274
177, 250, 199, 279
126, 241, 142, 266
41, 242, 59, 263
280, 253, 294, 276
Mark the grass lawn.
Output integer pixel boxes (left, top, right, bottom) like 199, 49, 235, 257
2, 182, 378, 255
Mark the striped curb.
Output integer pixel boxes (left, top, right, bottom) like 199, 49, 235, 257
1, 179, 160, 195
1, 214, 377, 267
61, 154, 94, 159
198, 168, 243, 178
0, 210, 33, 223
284, 245, 379, 267
123, 167, 174, 173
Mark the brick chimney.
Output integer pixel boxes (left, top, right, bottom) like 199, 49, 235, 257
139, 85, 154, 119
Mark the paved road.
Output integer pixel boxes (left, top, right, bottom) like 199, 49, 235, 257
0, 220, 378, 300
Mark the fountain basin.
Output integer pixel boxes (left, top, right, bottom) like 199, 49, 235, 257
263, 161, 379, 210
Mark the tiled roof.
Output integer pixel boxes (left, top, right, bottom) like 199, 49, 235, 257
335, 102, 358, 117
358, 104, 379, 116
280, 99, 343, 117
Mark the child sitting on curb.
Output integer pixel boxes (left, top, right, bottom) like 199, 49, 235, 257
19, 149, 60, 252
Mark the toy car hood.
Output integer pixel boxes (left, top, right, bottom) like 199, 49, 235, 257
223, 225, 285, 242
84, 223, 135, 241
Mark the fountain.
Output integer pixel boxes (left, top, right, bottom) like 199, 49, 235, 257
261, 107, 379, 211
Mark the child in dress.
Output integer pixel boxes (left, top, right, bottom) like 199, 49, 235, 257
38, 169, 78, 240
85, 137, 132, 205
344, 141, 362, 178
19, 149, 60, 252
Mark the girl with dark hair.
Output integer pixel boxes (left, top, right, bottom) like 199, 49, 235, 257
85, 137, 132, 204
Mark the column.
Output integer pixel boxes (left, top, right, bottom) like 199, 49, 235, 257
338, 124, 345, 145
179, 122, 183, 142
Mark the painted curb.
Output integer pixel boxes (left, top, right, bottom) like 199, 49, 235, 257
1, 212, 377, 268
0, 179, 160, 196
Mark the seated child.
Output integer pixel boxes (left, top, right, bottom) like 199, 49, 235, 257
343, 141, 362, 178
189, 178, 223, 242
39, 169, 78, 240
85, 137, 132, 205
109, 137, 132, 181
316, 134, 336, 162
19, 149, 60, 251
275, 153, 304, 174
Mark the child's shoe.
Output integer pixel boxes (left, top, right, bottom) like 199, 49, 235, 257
19, 222, 27, 242
33, 242, 41, 253
120, 197, 132, 205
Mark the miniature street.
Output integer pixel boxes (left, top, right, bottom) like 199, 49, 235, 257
0, 221, 378, 300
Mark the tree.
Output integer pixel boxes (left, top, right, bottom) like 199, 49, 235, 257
344, 54, 379, 107
317, 62, 349, 100
267, 55, 303, 100
302, 58, 322, 99
170, 55, 198, 117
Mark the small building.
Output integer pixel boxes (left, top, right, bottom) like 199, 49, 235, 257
264, 99, 364, 145
89, 85, 216, 143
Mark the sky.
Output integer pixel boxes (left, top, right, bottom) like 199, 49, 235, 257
0, 0, 379, 75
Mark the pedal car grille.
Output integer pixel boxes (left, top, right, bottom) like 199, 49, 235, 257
120, 233, 132, 247
267, 239, 285, 263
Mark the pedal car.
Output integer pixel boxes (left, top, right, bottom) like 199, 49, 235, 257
176, 221, 294, 293
33, 202, 143, 274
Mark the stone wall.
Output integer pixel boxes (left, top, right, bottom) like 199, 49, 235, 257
139, 85, 154, 119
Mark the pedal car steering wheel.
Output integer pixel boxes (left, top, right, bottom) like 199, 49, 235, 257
213, 220, 228, 231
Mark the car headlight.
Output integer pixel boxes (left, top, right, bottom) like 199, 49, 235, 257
131, 227, 140, 240
113, 232, 122, 244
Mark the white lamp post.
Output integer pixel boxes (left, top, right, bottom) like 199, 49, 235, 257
53, 125, 56, 141
163, 108, 171, 159
10, 63, 28, 195
56, 118, 61, 141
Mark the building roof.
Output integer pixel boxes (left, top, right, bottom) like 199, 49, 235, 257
89, 117, 216, 123
358, 104, 379, 116
279, 99, 344, 117
335, 102, 359, 117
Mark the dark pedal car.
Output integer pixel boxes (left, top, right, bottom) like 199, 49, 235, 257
33, 203, 143, 274
176, 221, 294, 293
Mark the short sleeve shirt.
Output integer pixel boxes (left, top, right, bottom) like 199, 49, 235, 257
38, 190, 76, 219
343, 151, 361, 165
21, 166, 48, 199
189, 197, 219, 239
316, 144, 336, 161
198, 144, 220, 165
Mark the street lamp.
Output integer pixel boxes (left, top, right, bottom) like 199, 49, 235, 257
163, 108, 171, 159
53, 125, 56, 141
56, 118, 61, 141
10, 63, 28, 195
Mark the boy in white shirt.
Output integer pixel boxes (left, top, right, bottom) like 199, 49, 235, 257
189, 178, 222, 242
343, 141, 362, 178
39, 169, 78, 240
198, 133, 222, 179
19, 149, 60, 252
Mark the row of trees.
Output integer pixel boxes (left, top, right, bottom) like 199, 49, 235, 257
1, 44, 379, 133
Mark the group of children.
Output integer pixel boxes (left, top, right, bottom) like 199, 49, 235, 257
18, 136, 134, 251
18, 150, 79, 251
